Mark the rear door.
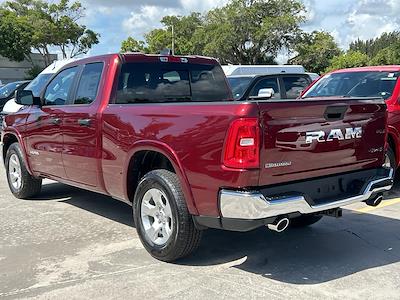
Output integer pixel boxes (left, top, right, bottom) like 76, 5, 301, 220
257, 98, 387, 186
61, 62, 104, 187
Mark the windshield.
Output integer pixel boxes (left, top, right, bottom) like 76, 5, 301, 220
0, 82, 21, 98
25, 73, 52, 97
228, 77, 253, 100
303, 71, 399, 100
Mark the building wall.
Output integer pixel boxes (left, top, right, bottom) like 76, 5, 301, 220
0, 53, 58, 84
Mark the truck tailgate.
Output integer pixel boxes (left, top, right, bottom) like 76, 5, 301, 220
258, 98, 387, 186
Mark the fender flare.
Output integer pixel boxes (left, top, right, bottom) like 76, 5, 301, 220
2, 128, 34, 175
123, 140, 199, 215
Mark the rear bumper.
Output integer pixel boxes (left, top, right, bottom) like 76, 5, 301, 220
219, 168, 393, 220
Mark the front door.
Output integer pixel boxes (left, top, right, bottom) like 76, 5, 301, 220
25, 66, 79, 179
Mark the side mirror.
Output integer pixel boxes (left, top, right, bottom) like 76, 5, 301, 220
249, 88, 275, 100
15, 90, 40, 106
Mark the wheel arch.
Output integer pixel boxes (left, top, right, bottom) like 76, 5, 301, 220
124, 140, 198, 215
387, 126, 399, 168
2, 130, 33, 175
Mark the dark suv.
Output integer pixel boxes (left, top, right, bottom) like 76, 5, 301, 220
228, 73, 312, 100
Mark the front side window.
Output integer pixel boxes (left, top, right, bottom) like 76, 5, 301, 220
282, 76, 311, 99
250, 78, 280, 99
227, 76, 253, 100
74, 63, 103, 104
115, 62, 231, 103
44, 67, 78, 106
303, 71, 399, 100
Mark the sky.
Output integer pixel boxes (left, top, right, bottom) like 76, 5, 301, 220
3, 0, 400, 61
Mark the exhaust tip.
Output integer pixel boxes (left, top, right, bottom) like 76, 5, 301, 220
267, 218, 290, 233
366, 194, 383, 207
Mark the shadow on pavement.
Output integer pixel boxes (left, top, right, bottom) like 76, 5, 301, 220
29, 178, 400, 285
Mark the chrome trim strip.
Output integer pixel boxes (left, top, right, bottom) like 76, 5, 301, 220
220, 169, 394, 220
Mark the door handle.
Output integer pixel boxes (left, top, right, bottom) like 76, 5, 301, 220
78, 118, 91, 127
50, 117, 61, 125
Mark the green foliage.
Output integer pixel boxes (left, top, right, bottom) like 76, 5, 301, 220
369, 43, 400, 65
120, 37, 146, 53
0, 9, 33, 62
119, 0, 305, 64
200, 0, 306, 64
326, 51, 370, 72
25, 64, 44, 79
350, 32, 400, 58
0, 0, 99, 65
290, 31, 341, 74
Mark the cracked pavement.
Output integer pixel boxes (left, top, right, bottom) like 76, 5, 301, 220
0, 167, 400, 299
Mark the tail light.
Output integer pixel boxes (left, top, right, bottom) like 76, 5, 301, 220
223, 118, 260, 169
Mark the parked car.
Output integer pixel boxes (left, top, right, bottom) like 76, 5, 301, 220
1, 59, 76, 117
2, 53, 392, 262
228, 73, 312, 100
0, 80, 30, 110
302, 66, 400, 175
222, 64, 305, 76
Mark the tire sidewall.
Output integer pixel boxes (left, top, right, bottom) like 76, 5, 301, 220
387, 147, 396, 173
134, 172, 181, 260
5, 143, 24, 195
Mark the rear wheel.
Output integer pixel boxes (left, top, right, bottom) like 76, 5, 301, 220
5, 143, 42, 199
384, 146, 396, 175
290, 214, 323, 228
133, 169, 202, 262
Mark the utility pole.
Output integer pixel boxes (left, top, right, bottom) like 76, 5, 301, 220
171, 24, 175, 55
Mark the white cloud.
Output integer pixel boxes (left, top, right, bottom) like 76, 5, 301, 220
343, 0, 400, 47
122, 6, 181, 37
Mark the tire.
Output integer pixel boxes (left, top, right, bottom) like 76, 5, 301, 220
5, 142, 42, 199
290, 214, 323, 228
133, 169, 202, 262
384, 146, 396, 176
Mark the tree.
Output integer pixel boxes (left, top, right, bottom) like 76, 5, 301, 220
289, 31, 341, 74
350, 32, 400, 58
0, 0, 99, 65
326, 51, 369, 72
145, 13, 203, 54
25, 64, 44, 79
0, 9, 33, 62
120, 37, 146, 53
199, 0, 306, 64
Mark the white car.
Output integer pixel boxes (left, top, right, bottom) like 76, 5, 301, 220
2, 59, 76, 115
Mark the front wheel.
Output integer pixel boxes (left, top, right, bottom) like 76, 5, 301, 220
133, 169, 202, 262
5, 142, 42, 199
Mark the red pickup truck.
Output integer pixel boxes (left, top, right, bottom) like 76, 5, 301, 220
302, 66, 400, 176
2, 54, 393, 262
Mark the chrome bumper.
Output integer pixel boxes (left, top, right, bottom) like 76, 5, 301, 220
219, 169, 394, 220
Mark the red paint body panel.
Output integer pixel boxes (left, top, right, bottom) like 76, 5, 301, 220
1, 54, 389, 218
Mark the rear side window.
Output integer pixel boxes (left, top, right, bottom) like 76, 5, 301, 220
74, 63, 103, 105
282, 76, 311, 99
115, 62, 231, 103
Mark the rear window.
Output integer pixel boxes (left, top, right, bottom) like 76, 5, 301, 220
115, 62, 231, 103
303, 71, 399, 100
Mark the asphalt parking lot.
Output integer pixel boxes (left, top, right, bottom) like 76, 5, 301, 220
0, 167, 400, 299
